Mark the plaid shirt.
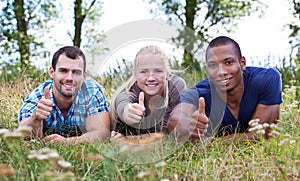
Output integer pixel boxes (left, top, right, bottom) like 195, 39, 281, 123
18, 77, 108, 137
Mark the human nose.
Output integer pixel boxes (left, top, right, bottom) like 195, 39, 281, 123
65, 71, 74, 80
217, 64, 227, 75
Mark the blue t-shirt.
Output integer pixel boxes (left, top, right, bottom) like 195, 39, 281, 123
18, 77, 109, 137
180, 67, 283, 136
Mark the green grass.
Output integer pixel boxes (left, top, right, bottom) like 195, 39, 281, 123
0, 76, 299, 180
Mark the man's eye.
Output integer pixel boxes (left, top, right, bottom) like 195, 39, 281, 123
208, 64, 216, 68
73, 70, 82, 75
225, 60, 234, 65
60, 69, 68, 73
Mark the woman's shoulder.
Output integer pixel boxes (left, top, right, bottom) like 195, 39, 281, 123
169, 74, 186, 93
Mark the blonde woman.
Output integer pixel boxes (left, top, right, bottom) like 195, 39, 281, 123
110, 45, 186, 141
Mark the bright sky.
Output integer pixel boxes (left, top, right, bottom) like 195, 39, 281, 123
97, 0, 296, 70
41, 0, 296, 74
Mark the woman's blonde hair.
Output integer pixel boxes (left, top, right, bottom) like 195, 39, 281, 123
109, 45, 171, 126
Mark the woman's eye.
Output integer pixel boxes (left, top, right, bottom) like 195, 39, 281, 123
154, 70, 163, 73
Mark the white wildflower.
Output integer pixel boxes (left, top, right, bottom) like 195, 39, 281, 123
16, 126, 32, 136
290, 140, 296, 144
248, 127, 256, 132
270, 123, 278, 129
279, 139, 289, 147
36, 154, 50, 161
255, 124, 263, 130
57, 160, 72, 169
285, 134, 292, 139
262, 123, 270, 128
39, 147, 52, 154
0, 129, 10, 136
47, 150, 59, 159
3, 131, 24, 140
249, 119, 259, 127
256, 129, 265, 135
27, 153, 39, 159
155, 161, 167, 168
268, 131, 280, 138
136, 171, 150, 179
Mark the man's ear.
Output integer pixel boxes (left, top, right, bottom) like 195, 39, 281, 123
49, 67, 54, 79
83, 72, 87, 80
240, 56, 246, 71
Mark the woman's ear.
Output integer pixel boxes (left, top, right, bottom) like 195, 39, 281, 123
166, 72, 170, 80
133, 70, 137, 80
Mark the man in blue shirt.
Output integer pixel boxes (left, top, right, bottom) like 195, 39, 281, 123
18, 46, 110, 144
169, 36, 282, 142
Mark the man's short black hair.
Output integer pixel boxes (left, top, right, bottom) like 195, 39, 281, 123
52, 46, 86, 71
206, 36, 242, 60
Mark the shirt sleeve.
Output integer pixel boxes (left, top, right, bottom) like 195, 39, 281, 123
169, 74, 186, 94
86, 84, 109, 116
18, 84, 46, 123
179, 86, 199, 109
258, 68, 283, 105
115, 91, 131, 121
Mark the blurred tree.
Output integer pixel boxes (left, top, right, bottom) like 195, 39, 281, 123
288, 0, 300, 54
73, 0, 99, 47
146, 0, 265, 72
0, 0, 106, 81
70, 0, 106, 74
0, 0, 57, 67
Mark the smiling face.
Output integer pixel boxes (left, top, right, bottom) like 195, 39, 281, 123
134, 53, 169, 98
206, 43, 246, 93
49, 54, 86, 100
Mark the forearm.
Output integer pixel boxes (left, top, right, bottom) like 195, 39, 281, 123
66, 129, 110, 144
19, 116, 43, 138
168, 111, 193, 142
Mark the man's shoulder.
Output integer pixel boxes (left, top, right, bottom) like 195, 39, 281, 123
245, 67, 280, 78
183, 79, 211, 97
82, 77, 102, 89
80, 77, 104, 96
195, 78, 211, 90
244, 67, 281, 91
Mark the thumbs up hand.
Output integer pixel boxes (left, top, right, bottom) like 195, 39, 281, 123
32, 87, 53, 121
190, 97, 209, 142
123, 92, 146, 125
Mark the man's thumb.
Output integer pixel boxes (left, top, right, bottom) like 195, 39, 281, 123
199, 97, 205, 115
44, 87, 50, 99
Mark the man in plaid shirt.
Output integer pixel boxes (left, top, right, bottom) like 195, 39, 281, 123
18, 46, 110, 144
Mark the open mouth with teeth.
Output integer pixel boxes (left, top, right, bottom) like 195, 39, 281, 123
145, 83, 158, 87
63, 84, 76, 91
217, 77, 232, 86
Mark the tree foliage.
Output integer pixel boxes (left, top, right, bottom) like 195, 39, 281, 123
287, 0, 300, 57
147, 0, 265, 72
0, 0, 57, 67
0, 0, 106, 82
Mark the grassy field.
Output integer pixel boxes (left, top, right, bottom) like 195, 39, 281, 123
0, 77, 299, 181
